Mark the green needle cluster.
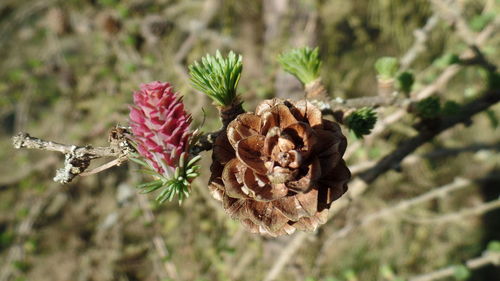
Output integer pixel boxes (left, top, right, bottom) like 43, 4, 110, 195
414, 96, 441, 119
345, 107, 378, 139
278, 47, 321, 85
189, 50, 243, 106
131, 152, 201, 204
375, 57, 399, 80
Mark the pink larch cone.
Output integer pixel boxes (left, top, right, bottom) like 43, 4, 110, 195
129, 81, 192, 175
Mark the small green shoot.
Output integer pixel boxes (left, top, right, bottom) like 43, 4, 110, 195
278, 47, 322, 84
189, 50, 243, 106
345, 107, 377, 139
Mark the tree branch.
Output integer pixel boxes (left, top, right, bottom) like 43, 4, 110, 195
344, 17, 499, 158
263, 233, 309, 281
315, 178, 473, 267
12, 127, 133, 184
407, 198, 500, 224
408, 251, 500, 281
350, 142, 500, 176
400, 14, 440, 70
189, 131, 220, 155
312, 96, 409, 114
359, 90, 500, 183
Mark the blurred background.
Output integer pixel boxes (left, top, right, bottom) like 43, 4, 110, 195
0, 0, 499, 281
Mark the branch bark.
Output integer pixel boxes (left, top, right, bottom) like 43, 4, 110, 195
12, 128, 132, 184
359, 90, 500, 183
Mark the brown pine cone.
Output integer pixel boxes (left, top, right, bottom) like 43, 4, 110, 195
209, 99, 351, 236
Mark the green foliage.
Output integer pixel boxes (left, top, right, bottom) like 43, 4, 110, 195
345, 107, 377, 139
375, 57, 398, 80
24, 238, 38, 254
98, 0, 119, 7
452, 265, 471, 281
487, 240, 500, 252
7, 69, 25, 83
433, 53, 460, 68
469, 13, 495, 32
486, 71, 500, 90
324, 278, 342, 281
124, 35, 138, 47
0, 230, 14, 249
278, 47, 322, 84
131, 152, 201, 204
442, 100, 461, 116
342, 269, 357, 281
464, 87, 479, 99
414, 96, 441, 119
368, 147, 382, 158
116, 4, 130, 18
189, 50, 243, 106
12, 260, 31, 273
396, 71, 414, 94
379, 264, 395, 279
17, 207, 29, 219
485, 110, 499, 128
124, 63, 137, 73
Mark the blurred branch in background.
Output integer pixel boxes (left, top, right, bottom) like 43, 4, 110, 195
314, 176, 497, 267
359, 89, 500, 183
0, 185, 59, 281
346, 14, 499, 158
406, 197, 500, 225
173, 0, 220, 80
350, 142, 500, 176
408, 250, 500, 281
400, 14, 440, 70
136, 197, 178, 279
0, 156, 58, 188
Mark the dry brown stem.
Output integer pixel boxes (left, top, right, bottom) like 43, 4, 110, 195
305, 78, 328, 99
218, 101, 245, 128
12, 128, 132, 184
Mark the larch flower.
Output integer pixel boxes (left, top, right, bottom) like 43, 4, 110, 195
129, 81, 192, 175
